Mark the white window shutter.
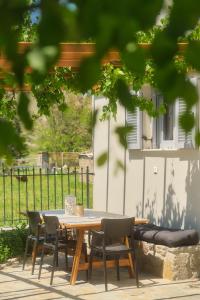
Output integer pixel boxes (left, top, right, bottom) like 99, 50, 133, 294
126, 108, 141, 149
175, 98, 196, 149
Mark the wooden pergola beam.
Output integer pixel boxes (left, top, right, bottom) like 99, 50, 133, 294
0, 42, 187, 71
0, 42, 188, 91
0, 42, 121, 72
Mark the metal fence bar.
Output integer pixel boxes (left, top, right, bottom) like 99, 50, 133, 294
18, 169, 21, 221
74, 167, 77, 197
67, 167, 70, 194
81, 167, 84, 205
61, 167, 64, 209
47, 168, 50, 210
10, 168, 13, 224
3, 168, 6, 224
25, 168, 28, 210
0, 165, 94, 226
32, 167, 36, 210
54, 168, 57, 209
86, 166, 89, 208
39, 168, 43, 211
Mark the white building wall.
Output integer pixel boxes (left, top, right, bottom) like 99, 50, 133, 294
93, 97, 108, 212
93, 97, 200, 233
107, 106, 126, 214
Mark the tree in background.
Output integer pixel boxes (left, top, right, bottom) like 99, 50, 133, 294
32, 93, 92, 153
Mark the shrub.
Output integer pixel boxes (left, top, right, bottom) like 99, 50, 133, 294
0, 223, 28, 263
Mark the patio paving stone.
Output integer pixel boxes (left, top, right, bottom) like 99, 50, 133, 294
0, 255, 200, 300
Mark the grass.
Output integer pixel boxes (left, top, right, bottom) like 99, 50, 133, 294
0, 168, 93, 226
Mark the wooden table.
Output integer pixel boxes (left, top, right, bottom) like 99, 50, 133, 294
43, 209, 149, 285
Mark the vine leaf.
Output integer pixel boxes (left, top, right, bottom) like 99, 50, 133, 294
17, 92, 33, 130
27, 46, 59, 74
179, 111, 195, 133
115, 126, 132, 148
79, 57, 101, 92
0, 119, 24, 159
97, 152, 108, 166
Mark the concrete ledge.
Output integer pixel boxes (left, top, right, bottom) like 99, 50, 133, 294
137, 241, 200, 280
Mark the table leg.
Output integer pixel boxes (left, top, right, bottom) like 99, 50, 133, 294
70, 229, 85, 285
125, 236, 134, 278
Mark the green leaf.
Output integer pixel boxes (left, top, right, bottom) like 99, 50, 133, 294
115, 79, 135, 112
151, 32, 178, 67
17, 92, 33, 130
90, 108, 98, 131
27, 46, 59, 74
0, 119, 24, 159
195, 131, 200, 146
131, 0, 163, 30
79, 57, 101, 92
115, 125, 132, 148
179, 111, 195, 133
97, 152, 108, 166
185, 41, 200, 71
168, 0, 200, 38
122, 47, 145, 75
114, 159, 125, 175
38, 0, 68, 46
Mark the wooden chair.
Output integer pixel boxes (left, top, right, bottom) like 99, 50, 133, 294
89, 217, 139, 291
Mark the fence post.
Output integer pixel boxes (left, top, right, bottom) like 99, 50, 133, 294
86, 166, 89, 208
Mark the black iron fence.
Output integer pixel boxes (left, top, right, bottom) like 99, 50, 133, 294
0, 166, 94, 226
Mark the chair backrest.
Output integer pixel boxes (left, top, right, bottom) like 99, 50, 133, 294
101, 217, 135, 244
27, 211, 42, 235
42, 215, 60, 236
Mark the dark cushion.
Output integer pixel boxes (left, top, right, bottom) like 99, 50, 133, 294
134, 224, 199, 247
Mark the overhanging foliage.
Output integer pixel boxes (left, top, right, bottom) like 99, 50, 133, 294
0, 0, 200, 157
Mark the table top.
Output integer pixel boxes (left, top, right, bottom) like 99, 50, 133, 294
41, 209, 149, 229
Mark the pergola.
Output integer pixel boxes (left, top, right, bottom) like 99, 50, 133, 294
0, 42, 187, 90
0, 42, 120, 71
0, 42, 187, 69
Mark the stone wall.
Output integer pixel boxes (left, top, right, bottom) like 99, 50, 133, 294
137, 241, 200, 280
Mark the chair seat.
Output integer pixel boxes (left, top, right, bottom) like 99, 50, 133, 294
44, 238, 87, 252
28, 234, 44, 242
94, 243, 130, 253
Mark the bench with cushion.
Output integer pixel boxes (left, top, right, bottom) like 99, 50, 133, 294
133, 224, 200, 280
134, 223, 199, 247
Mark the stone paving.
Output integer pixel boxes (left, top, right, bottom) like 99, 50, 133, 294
0, 256, 200, 300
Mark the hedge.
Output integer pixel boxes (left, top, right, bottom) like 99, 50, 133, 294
0, 223, 28, 263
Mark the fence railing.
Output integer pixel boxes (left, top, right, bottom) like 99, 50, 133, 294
0, 166, 94, 226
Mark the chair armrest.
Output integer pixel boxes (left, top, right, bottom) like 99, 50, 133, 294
36, 223, 45, 238
38, 223, 45, 229
90, 230, 105, 248
91, 230, 104, 236
57, 228, 64, 232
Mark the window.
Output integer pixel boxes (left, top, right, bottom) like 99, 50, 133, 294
126, 107, 141, 149
154, 95, 196, 149
126, 76, 198, 150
